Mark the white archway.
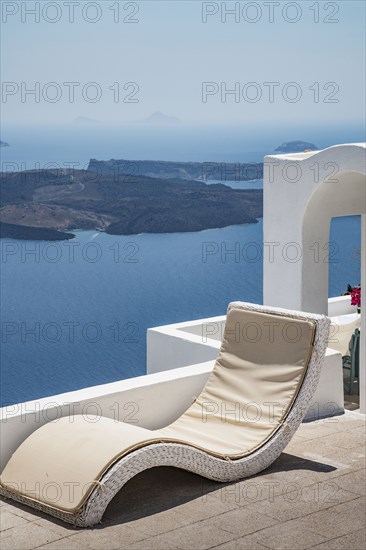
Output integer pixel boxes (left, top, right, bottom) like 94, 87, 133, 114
263, 143, 366, 413
301, 170, 365, 314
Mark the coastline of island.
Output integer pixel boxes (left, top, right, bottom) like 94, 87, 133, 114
0, 159, 263, 241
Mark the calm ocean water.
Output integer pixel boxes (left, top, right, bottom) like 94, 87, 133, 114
0, 126, 362, 406
2, 122, 364, 167
1, 216, 361, 407
1, 125, 268, 167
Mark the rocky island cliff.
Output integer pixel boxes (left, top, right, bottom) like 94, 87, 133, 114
0, 162, 263, 240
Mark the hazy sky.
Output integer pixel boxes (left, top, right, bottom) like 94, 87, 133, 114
1, 0, 365, 126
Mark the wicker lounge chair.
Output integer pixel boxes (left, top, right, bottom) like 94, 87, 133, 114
0, 302, 330, 527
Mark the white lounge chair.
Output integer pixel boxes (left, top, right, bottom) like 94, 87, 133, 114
0, 302, 330, 527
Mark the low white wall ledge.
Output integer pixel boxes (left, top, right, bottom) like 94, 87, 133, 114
147, 315, 224, 374
328, 295, 356, 317
0, 362, 213, 471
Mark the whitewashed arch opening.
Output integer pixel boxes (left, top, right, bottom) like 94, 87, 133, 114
301, 170, 365, 314
263, 143, 365, 413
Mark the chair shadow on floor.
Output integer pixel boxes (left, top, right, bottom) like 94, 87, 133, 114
102, 452, 337, 526
1, 452, 336, 531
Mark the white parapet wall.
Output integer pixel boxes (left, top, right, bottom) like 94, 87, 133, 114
147, 296, 355, 374
147, 315, 224, 373
328, 295, 356, 317
0, 362, 213, 471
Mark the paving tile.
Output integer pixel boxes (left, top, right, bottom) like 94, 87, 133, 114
175, 494, 239, 521
142, 520, 238, 550
288, 438, 366, 472
329, 469, 366, 496
36, 536, 86, 549
205, 480, 268, 509
0, 510, 31, 532
256, 452, 347, 490
203, 471, 295, 509
205, 507, 278, 537
67, 523, 147, 550
312, 528, 366, 549
293, 419, 351, 441
121, 509, 193, 536
2, 502, 47, 523
238, 483, 357, 523
317, 430, 366, 450
292, 415, 365, 442
210, 532, 269, 549
126, 531, 183, 549
350, 424, 366, 434
0, 522, 62, 550
299, 503, 365, 539
0, 503, 78, 538
330, 496, 366, 521
30, 518, 78, 538
253, 519, 328, 549
304, 414, 364, 429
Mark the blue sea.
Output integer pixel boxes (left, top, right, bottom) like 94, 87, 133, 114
0, 125, 362, 406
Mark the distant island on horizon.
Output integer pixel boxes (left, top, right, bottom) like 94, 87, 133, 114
0, 159, 263, 241
0, 140, 10, 147
89, 157, 263, 181
275, 141, 318, 153
130, 111, 181, 125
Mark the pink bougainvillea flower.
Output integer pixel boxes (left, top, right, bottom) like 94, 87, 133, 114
350, 288, 361, 308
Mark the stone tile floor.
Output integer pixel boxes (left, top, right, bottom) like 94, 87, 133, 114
344, 391, 360, 412
0, 411, 365, 549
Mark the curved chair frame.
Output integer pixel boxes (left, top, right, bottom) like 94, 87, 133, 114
0, 303, 330, 527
